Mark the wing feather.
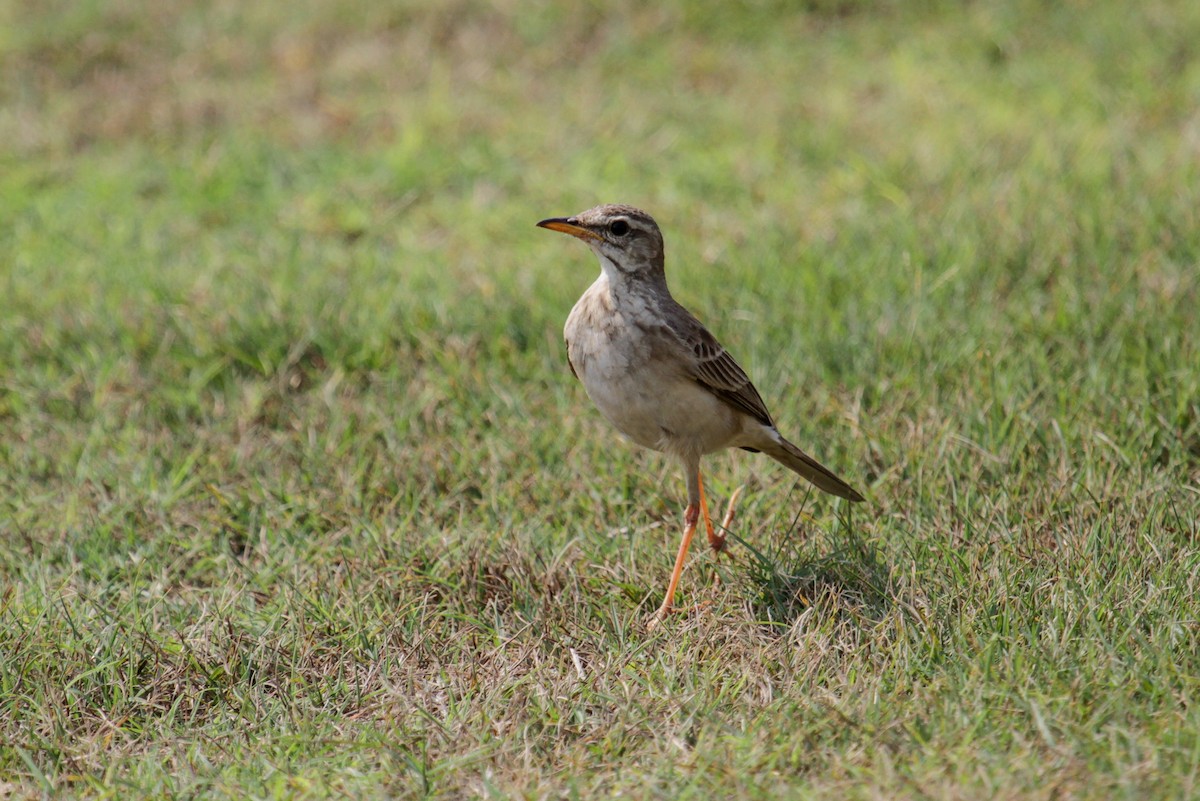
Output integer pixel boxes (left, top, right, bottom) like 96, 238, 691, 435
662, 304, 775, 429
565, 339, 578, 379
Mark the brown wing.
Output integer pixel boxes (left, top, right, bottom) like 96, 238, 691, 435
663, 304, 775, 429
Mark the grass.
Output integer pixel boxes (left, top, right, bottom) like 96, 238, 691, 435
2, 0, 1199, 797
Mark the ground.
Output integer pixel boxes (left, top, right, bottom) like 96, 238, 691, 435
1, 1, 1199, 798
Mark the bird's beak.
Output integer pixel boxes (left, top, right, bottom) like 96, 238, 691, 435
536, 217, 602, 242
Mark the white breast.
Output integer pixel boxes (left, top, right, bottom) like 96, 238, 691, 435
564, 276, 748, 458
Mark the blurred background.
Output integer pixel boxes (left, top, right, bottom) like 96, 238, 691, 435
4, 0, 1197, 528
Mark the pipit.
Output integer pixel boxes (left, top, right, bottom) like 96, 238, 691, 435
537, 204, 864, 624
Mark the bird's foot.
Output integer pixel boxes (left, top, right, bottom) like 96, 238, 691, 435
648, 598, 714, 630
710, 562, 725, 588
707, 485, 744, 555
647, 606, 670, 631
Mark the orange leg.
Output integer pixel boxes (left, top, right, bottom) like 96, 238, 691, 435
718, 486, 743, 550
698, 472, 720, 553
651, 500, 699, 625
701, 475, 743, 554
651, 470, 746, 627
704, 478, 743, 590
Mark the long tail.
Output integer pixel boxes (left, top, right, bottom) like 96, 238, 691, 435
761, 434, 865, 502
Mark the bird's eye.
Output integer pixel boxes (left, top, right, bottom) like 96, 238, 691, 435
609, 219, 630, 236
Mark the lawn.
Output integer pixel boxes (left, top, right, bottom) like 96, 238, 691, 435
2, 0, 1199, 798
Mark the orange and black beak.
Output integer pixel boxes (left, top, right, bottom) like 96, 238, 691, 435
536, 216, 602, 242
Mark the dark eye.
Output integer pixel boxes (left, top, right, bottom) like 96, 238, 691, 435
609, 219, 630, 236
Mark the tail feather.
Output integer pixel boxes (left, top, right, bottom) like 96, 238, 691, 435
763, 435, 865, 502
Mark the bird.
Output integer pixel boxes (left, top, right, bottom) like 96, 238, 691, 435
537, 204, 864, 624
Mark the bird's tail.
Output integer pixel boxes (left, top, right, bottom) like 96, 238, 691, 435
762, 434, 865, 502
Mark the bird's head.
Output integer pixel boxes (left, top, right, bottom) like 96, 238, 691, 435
537, 204, 666, 283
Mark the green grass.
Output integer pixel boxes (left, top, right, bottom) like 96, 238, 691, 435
2, 0, 1199, 797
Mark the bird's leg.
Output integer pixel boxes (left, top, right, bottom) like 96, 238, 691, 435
697, 471, 724, 554
704, 481, 745, 590
651, 501, 699, 626
700, 474, 743, 555
717, 485, 744, 551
